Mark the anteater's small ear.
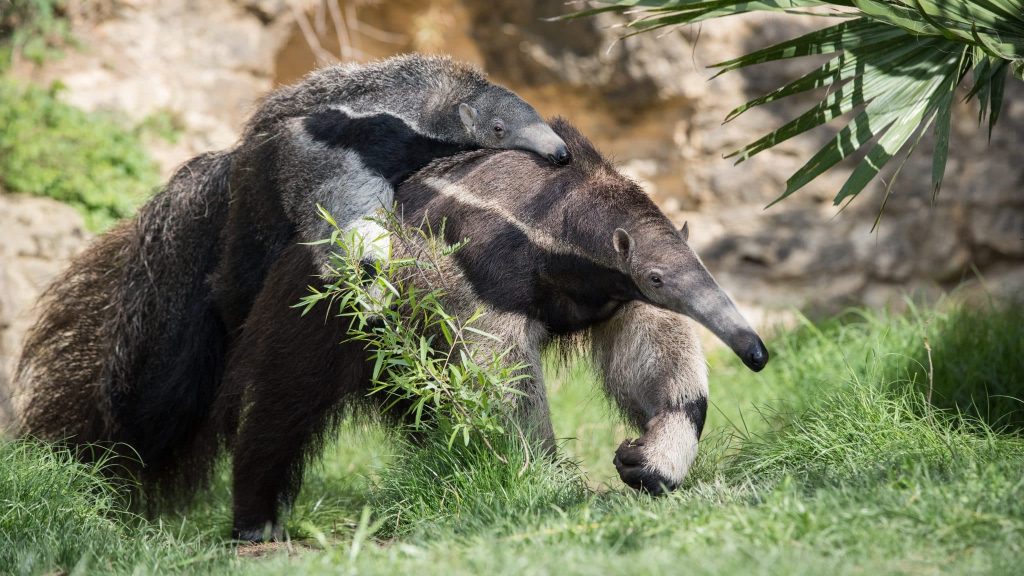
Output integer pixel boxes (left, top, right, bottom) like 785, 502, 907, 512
458, 103, 478, 130
612, 228, 634, 268
679, 221, 689, 242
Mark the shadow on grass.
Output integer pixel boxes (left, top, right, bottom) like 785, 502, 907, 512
910, 300, 1024, 432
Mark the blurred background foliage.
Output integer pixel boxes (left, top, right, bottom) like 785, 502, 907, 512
0, 79, 159, 231
0, 0, 170, 231
0, 0, 72, 70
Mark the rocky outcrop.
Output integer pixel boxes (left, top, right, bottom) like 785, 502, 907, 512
8, 0, 1023, 322
13, 0, 296, 177
0, 195, 90, 430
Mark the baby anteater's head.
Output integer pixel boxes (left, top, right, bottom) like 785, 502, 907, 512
457, 85, 571, 165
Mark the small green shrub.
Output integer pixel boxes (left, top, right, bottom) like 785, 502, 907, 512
0, 79, 160, 230
298, 209, 529, 449
0, 0, 73, 70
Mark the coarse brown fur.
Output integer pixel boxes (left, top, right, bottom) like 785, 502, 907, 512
14, 151, 233, 500
12, 54, 564, 506
211, 54, 565, 335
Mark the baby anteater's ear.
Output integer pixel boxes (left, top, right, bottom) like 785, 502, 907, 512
612, 228, 634, 270
458, 103, 479, 130
679, 221, 689, 242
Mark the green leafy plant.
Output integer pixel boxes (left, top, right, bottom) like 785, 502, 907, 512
0, 79, 160, 230
565, 1, 1023, 214
297, 208, 530, 450
0, 0, 73, 70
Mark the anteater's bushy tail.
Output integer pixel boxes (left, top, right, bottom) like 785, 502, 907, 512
14, 151, 234, 503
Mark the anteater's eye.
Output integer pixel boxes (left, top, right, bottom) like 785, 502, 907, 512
492, 121, 505, 137
649, 273, 663, 287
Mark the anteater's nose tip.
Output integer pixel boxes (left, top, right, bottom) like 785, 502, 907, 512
744, 339, 769, 372
548, 145, 571, 165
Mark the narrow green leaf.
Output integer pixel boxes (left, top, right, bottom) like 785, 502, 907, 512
965, 49, 996, 107
927, 45, 969, 197
729, 37, 921, 125
770, 110, 894, 206
833, 100, 931, 204
713, 18, 904, 77
931, 72, 955, 196
315, 203, 338, 228
988, 60, 1008, 139
372, 350, 385, 381
871, 122, 930, 231
853, 0, 941, 35
908, 0, 976, 43
439, 320, 454, 347
378, 276, 401, 297
623, 1, 831, 34
971, 22, 1023, 61
463, 326, 503, 343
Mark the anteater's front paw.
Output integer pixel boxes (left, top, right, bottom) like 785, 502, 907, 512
613, 438, 679, 496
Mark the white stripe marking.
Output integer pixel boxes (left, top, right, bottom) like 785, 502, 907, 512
420, 176, 615, 268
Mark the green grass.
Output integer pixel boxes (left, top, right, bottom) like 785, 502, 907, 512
0, 440, 230, 574
0, 79, 161, 231
2, 300, 1022, 574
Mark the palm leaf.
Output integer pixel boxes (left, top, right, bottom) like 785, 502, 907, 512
560, 0, 1023, 208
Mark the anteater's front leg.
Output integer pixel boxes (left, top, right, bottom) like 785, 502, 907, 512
224, 245, 369, 541
590, 301, 709, 495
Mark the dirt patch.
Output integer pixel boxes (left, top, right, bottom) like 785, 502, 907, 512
234, 540, 319, 560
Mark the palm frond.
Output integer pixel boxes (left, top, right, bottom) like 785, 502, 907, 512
560, 0, 1023, 207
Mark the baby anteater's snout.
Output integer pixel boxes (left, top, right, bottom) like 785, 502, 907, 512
548, 144, 571, 165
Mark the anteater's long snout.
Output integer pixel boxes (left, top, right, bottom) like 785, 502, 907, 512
735, 331, 769, 372
656, 253, 769, 373
693, 299, 769, 373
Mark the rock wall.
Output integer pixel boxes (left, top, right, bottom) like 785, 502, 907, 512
0, 195, 90, 428
3, 0, 1022, 374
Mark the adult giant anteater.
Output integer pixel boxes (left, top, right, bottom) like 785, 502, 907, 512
217, 120, 768, 540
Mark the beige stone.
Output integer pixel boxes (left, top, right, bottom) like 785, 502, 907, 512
4, 0, 1022, 333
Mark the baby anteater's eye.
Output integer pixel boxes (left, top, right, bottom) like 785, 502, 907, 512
492, 120, 505, 137
649, 272, 663, 287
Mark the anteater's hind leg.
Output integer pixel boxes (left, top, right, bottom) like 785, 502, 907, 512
222, 245, 371, 541
465, 309, 555, 453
